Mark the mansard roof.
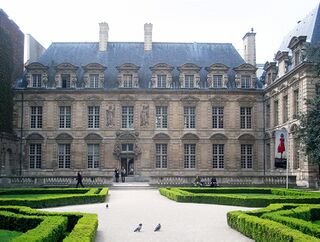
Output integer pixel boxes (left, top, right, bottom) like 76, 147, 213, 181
279, 3, 320, 51
36, 41, 245, 89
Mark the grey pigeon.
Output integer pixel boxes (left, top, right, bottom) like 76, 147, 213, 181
106, 204, 108, 208
134, 223, 142, 232
154, 223, 161, 232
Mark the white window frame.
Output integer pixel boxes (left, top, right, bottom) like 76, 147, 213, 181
212, 75, 222, 88
241, 75, 251, 88
157, 75, 167, 88
184, 106, 195, 129
32, 74, 42, 88
240, 107, 252, 129
30, 106, 42, 129
61, 74, 71, 88
241, 144, 253, 169
87, 144, 100, 168
59, 106, 71, 129
184, 75, 194, 88
123, 74, 133, 88
88, 106, 100, 128
212, 106, 224, 129
213, 144, 224, 169
156, 143, 168, 168
89, 74, 100, 88
58, 144, 71, 168
121, 106, 134, 128
156, 106, 168, 129
29, 144, 41, 169
184, 144, 196, 168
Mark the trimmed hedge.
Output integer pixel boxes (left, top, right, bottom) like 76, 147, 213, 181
227, 204, 320, 242
159, 187, 320, 207
0, 206, 98, 242
0, 187, 108, 208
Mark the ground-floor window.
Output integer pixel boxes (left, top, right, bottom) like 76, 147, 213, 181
213, 144, 224, 169
156, 143, 167, 168
58, 144, 71, 168
29, 144, 41, 169
241, 144, 253, 169
184, 144, 196, 168
87, 144, 100, 168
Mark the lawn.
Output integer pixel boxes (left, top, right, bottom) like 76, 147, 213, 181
0, 229, 23, 242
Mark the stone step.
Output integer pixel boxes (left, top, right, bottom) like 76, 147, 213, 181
110, 182, 156, 190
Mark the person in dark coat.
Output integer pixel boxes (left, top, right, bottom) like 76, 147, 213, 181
114, 168, 120, 182
210, 176, 218, 187
121, 167, 126, 182
76, 172, 84, 188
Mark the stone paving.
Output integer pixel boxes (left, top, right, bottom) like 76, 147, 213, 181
43, 188, 254, 242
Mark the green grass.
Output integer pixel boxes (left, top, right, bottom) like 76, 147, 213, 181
313, 220, 320, 225
0, 194, 75, 199
0, 229, 23, 242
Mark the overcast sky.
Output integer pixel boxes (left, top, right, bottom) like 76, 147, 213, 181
1, 0, 319, 63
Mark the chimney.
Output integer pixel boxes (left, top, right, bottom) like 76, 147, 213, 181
144, 23, 153, 51
242, 28, 256, 66
99, 22, 109, 51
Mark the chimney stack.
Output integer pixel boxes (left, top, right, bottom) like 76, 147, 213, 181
144, 23, 153, 51
99, 22, 109, 51
242, 28, 256, 66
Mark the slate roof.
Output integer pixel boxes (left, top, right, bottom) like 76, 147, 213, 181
279, 3, 320, 51
33, 41, 246, 89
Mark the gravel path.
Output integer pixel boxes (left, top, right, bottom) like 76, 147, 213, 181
43, 188, 254, 242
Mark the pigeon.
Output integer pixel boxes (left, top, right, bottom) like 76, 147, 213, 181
106, 204, 108, 208
134, 223, 142, 232
154, 223, 161, 232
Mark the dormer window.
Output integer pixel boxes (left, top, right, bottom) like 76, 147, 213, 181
61, 74, 71, 88
241, 75, 251, 89
123, 74, 133, 88
89, 74, 100, 88
157, 75, 167, 88
185, 75, 194, 88
32, 74, 42, 88
213, 75, 223, 88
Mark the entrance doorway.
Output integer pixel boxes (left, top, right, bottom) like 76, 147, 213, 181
120, 158, 134, 176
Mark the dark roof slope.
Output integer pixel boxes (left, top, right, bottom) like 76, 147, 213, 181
37, 41, 245, 89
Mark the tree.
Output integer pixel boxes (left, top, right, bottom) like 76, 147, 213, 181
297, 43, 320, 164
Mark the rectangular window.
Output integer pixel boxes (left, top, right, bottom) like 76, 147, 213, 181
241, 144, 253, 169
283, 95, 288, 123
61, 74, 71, 88
156, 106, 168, 128
293, 89, 299, 117
30, 106, 42, 129
184, 144, 196, 168
184, 75, 194, 88
88, 106, 100, 128
274, 100, 279, 126
184, 106, 195, 128
32, 74, 42, 87
123, 74, 133, 88
212, 75, 222, 88
212, 107, 224, 128
58, 144, 71, 168
29, 144, 41, 169
266, 104, 270, 128
89, 74, 99, 88
121, 143, 134, 152
213, 144, 224, 169
241, 75, 251, 88
59, 106, 71, 128
87, 144, 99, 168
122, 106, 134, 128
157, 75, 166, 88
156, 144, 168, 168
240, 107, 252, 129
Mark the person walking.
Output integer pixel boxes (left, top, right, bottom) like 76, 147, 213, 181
114, 168, 120, 182
121, 167, 126, 182
76, 172, 84, 188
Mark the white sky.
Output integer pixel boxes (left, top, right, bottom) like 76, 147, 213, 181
0, 0, 319, 63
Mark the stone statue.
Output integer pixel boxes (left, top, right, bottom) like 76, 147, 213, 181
106, 105, 115, 127
140, 105, 149, 126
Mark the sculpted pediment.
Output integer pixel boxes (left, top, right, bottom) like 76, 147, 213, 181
55, 95, 75, 101
115, 130, 139, 140
55, 133, 73, 141
237, 96, 256, 103
180, 96, 200, 105
178, 63, 201, 71
181, 133, 199, 140
116, 63, 140, 71
86, 96, 102, 101
152, 95, 170, 105
26, 62, 49, 71
288, 36, 307, 50
28, 95, 45, 101
26, 133, 44, 140
55, 63, 79, 71
84, 133, 103, 141
233, 63, 257, 72
205, 63, 229, 72
150, 63, 174, 71
209, 96, 228, 105
210, 133, 228, 141
152, 133, 171, 140
82, 63, 107, 71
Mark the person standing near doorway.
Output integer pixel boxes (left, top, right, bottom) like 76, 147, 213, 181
114, 168, 120, 182
121, 167, 126, 182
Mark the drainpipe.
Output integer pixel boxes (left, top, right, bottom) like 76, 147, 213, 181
19, 92, 24, 176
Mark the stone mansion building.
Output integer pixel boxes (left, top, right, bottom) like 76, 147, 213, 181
9, 4, 320, 187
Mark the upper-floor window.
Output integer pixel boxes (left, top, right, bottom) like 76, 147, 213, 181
59, 106, 71, 129
241, 75, 251, 88
274, 100, 279, 126
58, 144, 71, 168
61, 74, 71, 88
89, 74, 100, 88
185, 75, 194, 88
283, 95, 288, 123
31, 106, 42, 129
240, 107, 252, 129
213, 144, 224, 169
87, 144, 99, 168
122, 106, 134, 128
212, 75, 223, 88
29, 144, 41, 169
88, 106, 100, 128
156, 106, 168, 129
123, 74, 133, 88
241, 144, 253, 169
121, 143, 134, 152
184, 106, 195, 128
212, 107, 224, 129
184, 144, 196, 168
32, 74, 42, 88
157, 75, 167, 88
156, 143, 168, 168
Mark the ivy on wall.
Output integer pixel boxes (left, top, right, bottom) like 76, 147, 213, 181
0, 28, 14, 133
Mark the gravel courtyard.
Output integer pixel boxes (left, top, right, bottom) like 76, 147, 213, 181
43, 188, 254, 242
